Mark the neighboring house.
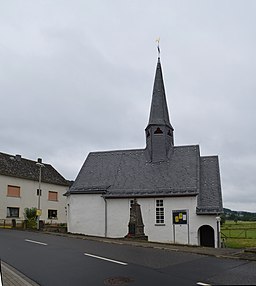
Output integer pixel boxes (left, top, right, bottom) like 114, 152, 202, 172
66, 56, 223, 247
0, 153, 69, 224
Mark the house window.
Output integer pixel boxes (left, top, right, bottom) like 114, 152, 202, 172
48, 209, 58, 219
156, 199, 164, 224
48, 191, 58, 201
7, 185, 20, 197
7, 207, 19, 218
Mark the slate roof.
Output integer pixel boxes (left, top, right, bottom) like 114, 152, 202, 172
148, 58, 173, 130
68, 147, 223, 214
0, 152, 69, 186
197, 156, 223, 214
69, 145, 199, 196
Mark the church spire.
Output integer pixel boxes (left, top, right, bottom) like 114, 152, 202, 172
145, 51, 174, 163
147, 57, 173, 129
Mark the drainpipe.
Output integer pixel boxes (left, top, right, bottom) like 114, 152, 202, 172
104, 197, 107, 237
216, 216, 221, 248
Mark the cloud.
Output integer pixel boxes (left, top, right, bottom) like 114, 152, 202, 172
0, 0, 255, 211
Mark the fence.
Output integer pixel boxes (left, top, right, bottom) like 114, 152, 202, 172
0, 219, 67, 233
0, 219, 24, 229
221, 228, 256, 239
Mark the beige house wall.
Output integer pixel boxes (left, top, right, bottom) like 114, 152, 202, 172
0, 174, 68, 224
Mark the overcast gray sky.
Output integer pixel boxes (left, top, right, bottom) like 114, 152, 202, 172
1, 0, 255, 212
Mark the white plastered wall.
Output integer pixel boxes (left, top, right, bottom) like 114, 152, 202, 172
67, 194, 219, 247
67, 194, 105, 237
106, 196, 218, 246
106, 199, 130, 237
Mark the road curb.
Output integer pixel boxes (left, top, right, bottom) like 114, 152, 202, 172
43, 231, 256, 262
1, 261, 39, 286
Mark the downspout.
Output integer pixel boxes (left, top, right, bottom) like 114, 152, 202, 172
104, 197, 107, 237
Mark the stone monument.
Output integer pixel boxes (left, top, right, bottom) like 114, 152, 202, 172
126, 199, 148, 240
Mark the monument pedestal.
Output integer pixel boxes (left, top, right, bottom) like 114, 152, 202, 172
125, 199, 148, 240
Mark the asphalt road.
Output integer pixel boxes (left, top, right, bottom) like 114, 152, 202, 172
0, 229, 255, 285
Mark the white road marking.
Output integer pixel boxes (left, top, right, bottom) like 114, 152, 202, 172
197, 282, 211, 286
84, 253, 127, 265
25, 239, 48, 246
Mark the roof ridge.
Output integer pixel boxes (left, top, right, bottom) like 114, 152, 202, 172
174, 144, 200, 149
89, 148, 145, 155
200, 155, 219, 159
0, 151, 51, 165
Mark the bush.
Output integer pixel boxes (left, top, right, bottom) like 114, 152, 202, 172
24, 207, 37, 229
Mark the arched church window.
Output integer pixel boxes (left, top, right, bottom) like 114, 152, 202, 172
167, 130, 172, 137
154, 127, 163, 134
146, 131, 150, 137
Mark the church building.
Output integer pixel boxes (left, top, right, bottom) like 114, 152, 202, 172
66, 54, 223, 247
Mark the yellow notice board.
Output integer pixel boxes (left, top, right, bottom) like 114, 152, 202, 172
172, 210, 188, 224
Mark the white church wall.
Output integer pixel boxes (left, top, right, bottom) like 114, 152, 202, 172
67, 194, 219, 247
105, 196, 202, 245
122, 196, 218, 247
106, 199, 130, 237
138, 196, 198, 244
67, 194, 105, 237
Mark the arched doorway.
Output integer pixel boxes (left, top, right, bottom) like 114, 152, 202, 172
199, 225, 215, 247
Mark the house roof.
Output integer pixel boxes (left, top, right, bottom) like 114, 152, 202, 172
0, 152, 69, 186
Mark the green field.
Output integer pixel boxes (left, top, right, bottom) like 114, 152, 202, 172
221, 221, 256, 248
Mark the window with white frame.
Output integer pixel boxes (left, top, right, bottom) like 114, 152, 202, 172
156, 199, 164, 224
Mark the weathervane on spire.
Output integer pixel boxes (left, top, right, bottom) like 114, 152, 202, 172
156, 37, 160, 58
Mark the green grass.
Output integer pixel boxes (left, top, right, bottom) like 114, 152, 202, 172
221, 221, 256, 248
223, 238, 256, 249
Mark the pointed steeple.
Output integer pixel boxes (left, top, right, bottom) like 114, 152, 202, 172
147, 57, 173, 129
145, 57, 174, 163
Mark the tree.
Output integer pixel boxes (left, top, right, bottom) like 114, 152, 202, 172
24, 207, 37, 229
220, 214, 226, 225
